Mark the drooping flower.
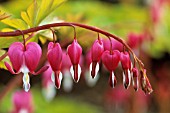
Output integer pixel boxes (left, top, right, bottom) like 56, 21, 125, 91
61, 51, 73, 92
42, 63, 56, 101
84, 50, 99, 87
120, 52, 132, 89
140, 69, 153, 94
67, 39, 82, 82
5, 42, 48, 92
132, 67, 139, 91
90, 39, 104, 78
11, 90, 34, 113
102, 50, 120, 88
47, 42, 63, 89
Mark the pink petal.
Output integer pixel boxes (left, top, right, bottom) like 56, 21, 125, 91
120, 52, 131, 69
4, 62, 19, 74
67, 39, 82, 65
91, 39, 104, 62
47, 42, 62, 71
31, 65, 49, 75
103, 39, 123, 51
24, 42, 42, 72
8, 42, 24, 72
102, 50, 120, 71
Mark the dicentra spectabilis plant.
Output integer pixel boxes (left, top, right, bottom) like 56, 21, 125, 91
4, 41, 48, 92
47, 42, 63, 89
84, 50, 100, 87
0, 0, 153, 96
67, 38, 82, 83
90, 36, 104, 78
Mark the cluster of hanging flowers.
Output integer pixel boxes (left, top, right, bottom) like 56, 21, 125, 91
4, 27, 153, 95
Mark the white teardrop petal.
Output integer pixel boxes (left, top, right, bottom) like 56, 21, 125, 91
23, 73, 30, 92
51, 72, 55, 83
111, 72, 115, 88
70, 65, 74, 80
77, 64, 82, 82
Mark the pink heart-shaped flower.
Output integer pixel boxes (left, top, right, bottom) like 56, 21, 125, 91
102, 50, 120, 72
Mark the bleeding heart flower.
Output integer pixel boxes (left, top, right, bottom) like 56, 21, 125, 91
102, 50, 120, 88
120, 52, 132, 89
47, 42, 63, 89
5, 42, 48, 92
90, 39, 104, 78
11, 90, 34, 113
67, 39, 82, 82
84, 50, 99, 87
42, 62, 56, 102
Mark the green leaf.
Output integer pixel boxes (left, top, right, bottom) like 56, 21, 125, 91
21, 0, 38, 27
0, 11, 10, 21
36, 0, 66, 25
0, 50, 10, 70
1, 18, 28, 30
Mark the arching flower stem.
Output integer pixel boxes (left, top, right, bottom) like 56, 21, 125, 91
0, 22, 143, 69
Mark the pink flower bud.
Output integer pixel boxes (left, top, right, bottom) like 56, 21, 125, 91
140, 69, 153, 94
67, 39, 82, 82
90, 39, 104, 78
47, 42, 63, 89
132, 67, 139, 91
102, 50, 120, 88
120, 52, 131, 70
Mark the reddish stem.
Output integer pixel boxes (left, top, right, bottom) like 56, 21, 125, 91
0, 22, 143, 67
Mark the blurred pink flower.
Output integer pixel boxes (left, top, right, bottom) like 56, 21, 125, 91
11, 91, 34, 113
103, 38, 123, 52
42, 63, 56, 101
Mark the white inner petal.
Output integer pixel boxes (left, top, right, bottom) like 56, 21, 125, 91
42, 81, 56, 102
89, 62, 99, 79
77, 64, 81, 82
19, 108, 29, 113
23, 73, 30, 92
70, 64, 81, 82
128, 69, 131, 86
59, 72, 63, 84
51, 72, 55, 83
20, 65, 29, 74
123, 71, 125, 85
70, 65, 74, 80
63, 70, 73, 92
111, 72, 115, 88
